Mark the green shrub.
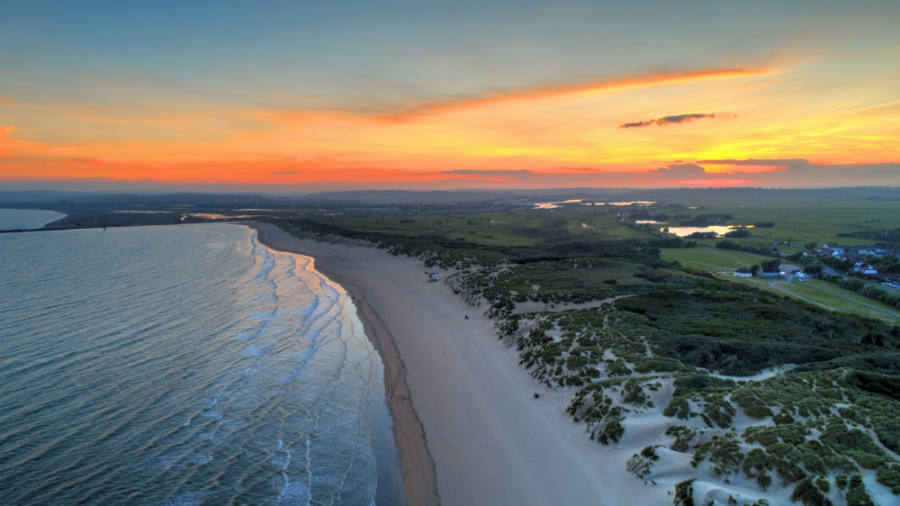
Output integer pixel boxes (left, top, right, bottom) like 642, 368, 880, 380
791, 476, 832, 506
596, 419, 625, 445
627, 445, 663, 480
744, 426, 779, 447
846, 474, 874, 506
702, 396, 736, 428
666, 425, 697, 452
673, 479, 695, 506
742, 448, 773, 490
835, 475, 848, 489
664, 396, 692, 419
606, 358, 632, 376
692, 433, 743, 477
774, 458, 807, 485
876, 462, 900, 494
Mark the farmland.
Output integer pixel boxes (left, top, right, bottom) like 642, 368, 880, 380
647, 199, 900, 250
661, 248, 900, 325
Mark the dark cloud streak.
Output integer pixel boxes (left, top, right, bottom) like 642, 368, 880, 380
620, 113, 717, 128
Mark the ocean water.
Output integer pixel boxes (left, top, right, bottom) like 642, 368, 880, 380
0, 208, 67, 231
0, 223, 402, 505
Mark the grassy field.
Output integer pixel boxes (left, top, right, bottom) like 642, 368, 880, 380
769, 278, 900, 325
714, 274, 900, 326
660, 247, 773, 271
655, 200, 900, 249
661, 247, 900, 325
330, 206, 652, 247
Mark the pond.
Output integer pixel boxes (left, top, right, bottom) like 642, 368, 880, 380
662, 225, 753, 237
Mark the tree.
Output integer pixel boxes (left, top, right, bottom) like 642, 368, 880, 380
761, 259, 781, 272
803, 265, 823, 276
750, 264, 760, 276
822, 256, 853, 272
724, 228, 751, 238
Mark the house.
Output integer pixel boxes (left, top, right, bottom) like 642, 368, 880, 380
759, 269, 784, 278
733, 268, 752, 278
428, 273, 440, 282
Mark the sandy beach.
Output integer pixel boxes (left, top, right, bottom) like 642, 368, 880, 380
250, 221, 669, 506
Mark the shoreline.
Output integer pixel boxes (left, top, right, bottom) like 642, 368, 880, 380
247, 221, 667, 506
249, 221, 440, 506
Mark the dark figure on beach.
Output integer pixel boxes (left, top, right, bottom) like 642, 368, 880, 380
464, 315, 469, 320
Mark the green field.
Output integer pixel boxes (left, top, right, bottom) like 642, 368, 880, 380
655, 200, 900, 249
661, 247, 900, 325
330, 206, 652, 247
660, 247, 773, 272
767, 278, 900, 325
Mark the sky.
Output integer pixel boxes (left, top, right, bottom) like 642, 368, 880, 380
1, 0, 898, 191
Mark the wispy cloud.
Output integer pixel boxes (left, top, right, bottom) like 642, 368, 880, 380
698, 158, 807, 167
620, 113, 718, 128
378, 68, 767, 121
439, 169, 534, 178
697, 158, 900, 185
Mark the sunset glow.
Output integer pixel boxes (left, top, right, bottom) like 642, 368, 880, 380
1, 1, 898, 190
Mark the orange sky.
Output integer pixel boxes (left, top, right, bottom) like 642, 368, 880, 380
1, 4, 899, 190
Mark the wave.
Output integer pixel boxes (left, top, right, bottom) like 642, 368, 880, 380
0, 224, 388, 505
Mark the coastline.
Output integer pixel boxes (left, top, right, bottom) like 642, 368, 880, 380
249, 221, 441, 506
247, 220, 668, 506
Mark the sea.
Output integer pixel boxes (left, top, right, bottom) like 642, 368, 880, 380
0, 208, 66, 231
0, 213, 403, 505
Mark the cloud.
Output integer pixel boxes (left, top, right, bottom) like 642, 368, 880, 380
378, 67, 767, 121
621, 113, 717, 128
696, 159, 900, 185
437, 160, 900, 188
651, 163, 707, 177
67, 157, 125, 165
698, 158, 808, 167
436, 164, 753, 187
0, 126, 48, 158
439, 169, 534, 178
4, 157, 897, 190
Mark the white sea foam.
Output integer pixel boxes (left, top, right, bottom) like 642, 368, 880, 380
0, 224, 391, 505
201, 410, 223, 420
163, 491, 207, 506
